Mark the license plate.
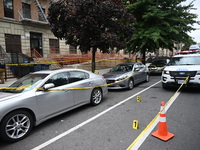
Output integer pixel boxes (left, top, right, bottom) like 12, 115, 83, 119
177, 80, 185, 84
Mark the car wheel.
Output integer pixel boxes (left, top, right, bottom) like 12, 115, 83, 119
127, 78, 134, 90
145, 73, 150, 82
0, 110, 33, 142
162, 82, 168, 89
90, 88, 103, 106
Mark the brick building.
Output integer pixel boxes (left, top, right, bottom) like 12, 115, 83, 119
0, 0, 84, 64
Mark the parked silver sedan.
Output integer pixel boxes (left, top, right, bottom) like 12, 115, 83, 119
0, 68, 108, 142
103, 62, 149, 89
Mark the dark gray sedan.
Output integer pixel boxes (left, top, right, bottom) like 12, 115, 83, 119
103, 62, 149, 89
0, 68, 108, 142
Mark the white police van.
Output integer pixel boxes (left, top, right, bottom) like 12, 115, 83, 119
162, 54, 200, 88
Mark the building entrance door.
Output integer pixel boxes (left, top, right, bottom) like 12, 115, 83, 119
30, 32, 43, 57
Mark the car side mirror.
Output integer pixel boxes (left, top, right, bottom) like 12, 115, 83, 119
43, 83, 55, 90
134, 68, 140, 72
166, 59, 170, 63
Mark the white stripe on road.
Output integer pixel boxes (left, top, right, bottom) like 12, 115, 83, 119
32, 81, 161, 150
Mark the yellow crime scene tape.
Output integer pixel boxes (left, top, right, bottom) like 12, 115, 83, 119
0, 69, 154, 91
5, 59, 140, 66
0, 65, 166, 91
0, 64, 190, 148
127, 76, 190, 150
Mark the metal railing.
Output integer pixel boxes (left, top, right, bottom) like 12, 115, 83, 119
0, 45, 11, 63
50, 49, 63, 68
18, 9, 48, 23
34, 0, 48, 22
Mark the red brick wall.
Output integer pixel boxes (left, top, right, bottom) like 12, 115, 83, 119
31, 0, 50, 21
0, 0, 4, 18
0, 0, 50, 21
14, 0, 22, 21
0, 0, 22, 20
31, 1, 38, 20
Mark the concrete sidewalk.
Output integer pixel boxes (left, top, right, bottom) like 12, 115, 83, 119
0, 68, 111, 87
0, 78, 17, 87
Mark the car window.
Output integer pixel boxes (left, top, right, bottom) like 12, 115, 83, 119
168, 56, 200, 65
2, 74, 48, 93
152, 60, 166, 65
45, 72, 69, 87
111, 64, 133, 72
68, 71, 89, 83
135, 63, 142, 68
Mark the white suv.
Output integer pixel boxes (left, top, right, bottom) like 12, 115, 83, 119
162, 54, 200, 88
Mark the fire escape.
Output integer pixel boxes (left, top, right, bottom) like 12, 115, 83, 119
18, 0, 48, 24
34, 0, 48, 22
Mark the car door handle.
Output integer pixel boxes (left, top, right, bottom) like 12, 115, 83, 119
87, 82, 93, 85
65, 90, 71, 92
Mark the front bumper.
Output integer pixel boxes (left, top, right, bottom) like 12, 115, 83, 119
148, 67, 163, 74
106, 79, 128, 89
162, 74, 200, 87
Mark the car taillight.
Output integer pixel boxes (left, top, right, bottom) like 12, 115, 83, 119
102, 77, 106, 80
192, 50, 199, 53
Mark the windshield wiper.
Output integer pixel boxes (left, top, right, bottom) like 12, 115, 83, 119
180, 64, 196, 65
0, 89, 21, 93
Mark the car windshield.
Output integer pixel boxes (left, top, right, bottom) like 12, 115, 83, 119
111, 64, 133, 72
167, 56, 200, 66
1, 73, 48, 93
152, 60, 166, 66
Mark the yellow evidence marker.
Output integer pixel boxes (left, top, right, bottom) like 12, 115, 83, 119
136, 96, 141, 102
94, 70, 99, 74
133, 120, 139, 129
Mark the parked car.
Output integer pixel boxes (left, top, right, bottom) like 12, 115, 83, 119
0, 68, 108, 142
148, 58, 170, 74
162, 54, 200, 89
103, 62, 149, 90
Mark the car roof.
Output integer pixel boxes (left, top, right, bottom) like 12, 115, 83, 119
32, 68, 92, 74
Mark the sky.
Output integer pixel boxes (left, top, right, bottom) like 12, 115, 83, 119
183, 0, 200, 44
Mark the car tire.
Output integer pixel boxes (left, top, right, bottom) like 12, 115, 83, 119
0, 110, 33, 142
90, 88, 103, 106
162, 82, 168, 89
145, 73, 150, 82
127, 78, 134, 90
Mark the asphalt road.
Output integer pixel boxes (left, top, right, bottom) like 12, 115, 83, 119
0, 75, 199, 150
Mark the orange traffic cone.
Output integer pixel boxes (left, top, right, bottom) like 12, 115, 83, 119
151, 101, 174, 141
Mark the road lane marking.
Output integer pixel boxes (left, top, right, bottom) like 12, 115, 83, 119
31, 81, 161, 150
127, 85, 182, 150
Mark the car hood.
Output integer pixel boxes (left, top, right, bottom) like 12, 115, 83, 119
103, 71, 129, 78
164, 65, 200, 71
150, 64, 166, 67
0, 92, 19, 102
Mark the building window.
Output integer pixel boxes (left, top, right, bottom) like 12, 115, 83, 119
5, 34, 22, 53
22, 3, 31, 19
49, 39, 60, 53
69, 46, 77, 54
4, 0, 14, 18
38, 8, 46, 21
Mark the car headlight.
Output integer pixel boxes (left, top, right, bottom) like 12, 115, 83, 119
116, 76, 128, 81
197, 71, 200, 75
163, 70, 170, 75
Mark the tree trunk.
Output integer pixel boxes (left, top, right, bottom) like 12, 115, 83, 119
142, 49, 146, 65
92, 48, 96, 73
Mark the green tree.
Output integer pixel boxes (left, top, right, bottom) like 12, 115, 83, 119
48, 0, 135, 72
123, 0, 199, 64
